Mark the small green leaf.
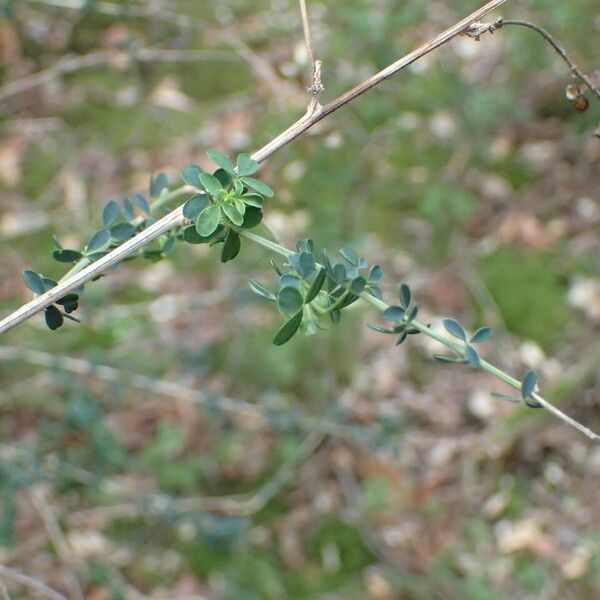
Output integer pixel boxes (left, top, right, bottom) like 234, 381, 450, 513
44, 305, 64, 330
382, 306, 405, 321
207, 150, 235, 175
368, 265, 384, 284
132, 194, 150, 215
331, 263, 347, 284
222, 203, 244, 226
273, 310, 303, 345
350, 276, 366, 295
395, 331, 408, 345
110, 222, 136, 242
121, 198, 135, 221
23, 270, 46, 294
297, 252, 316, 278
249, 280, 276, 301
464, 344, 480, 366
339, 248, 357, 266
305, 268, 326, 303
236, 153, 259, 176
521, 370, 538, 398
182, 165, 204, 188
471, 327, 492, 344
443, 318, 466, 341
196, 205, 222, 237
87, 229, 111, 253
221, 230, 241, 263
102, 200, 119, 227
241, 194, 263, 208
199, 172, 223, 197
239, 176, 274, 198
52, 249, 83, 263
239, 206, 263, 229
214, 168, 233, 190
150, 173, 168, 198
183, 194, 210, 220
399, 283, 411, 309
277, 286, 304, 316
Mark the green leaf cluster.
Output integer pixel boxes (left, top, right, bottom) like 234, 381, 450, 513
181, 151, 272, 263
368, 283, 421, 346
250, 240, 385, 346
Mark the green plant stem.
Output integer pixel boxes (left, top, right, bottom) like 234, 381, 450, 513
237, 229, 599, 442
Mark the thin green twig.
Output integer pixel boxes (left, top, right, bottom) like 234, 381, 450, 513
237, 229, 600, 443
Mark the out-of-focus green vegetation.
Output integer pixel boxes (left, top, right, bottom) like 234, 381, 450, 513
0, 0, 599, 598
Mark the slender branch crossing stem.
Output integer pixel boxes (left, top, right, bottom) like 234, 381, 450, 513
0, 0, 512, 336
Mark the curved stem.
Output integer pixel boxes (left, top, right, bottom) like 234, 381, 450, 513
237, 228, 600, 443
499, 19, 600, 101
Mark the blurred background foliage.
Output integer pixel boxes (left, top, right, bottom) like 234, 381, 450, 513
0, 0, 599, 598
